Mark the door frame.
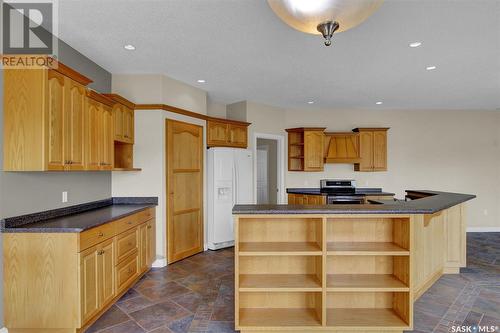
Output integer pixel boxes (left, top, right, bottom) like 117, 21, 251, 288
256, 145, 270, 204
253, 132, 286, 204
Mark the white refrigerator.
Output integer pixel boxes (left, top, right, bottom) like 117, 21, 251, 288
208, 148, 254, 250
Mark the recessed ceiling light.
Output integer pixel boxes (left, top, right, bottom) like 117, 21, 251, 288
376, 101, 383, 105
197, 79, 206, 83
426, 66, 437, 71
409, 42, 422, 48
124, 44, 135, 51
307, 101, 314, 104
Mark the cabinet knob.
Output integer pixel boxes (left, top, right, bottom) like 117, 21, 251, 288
97, 250, 104, 255
147, 225, 152, 229
98, 232, 104, 237
127, 221, 132, 225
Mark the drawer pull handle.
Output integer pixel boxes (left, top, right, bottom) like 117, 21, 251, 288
127, 221, 132, 225
97, 250, 104, 255
147, 225, 152, 229
98, 232, 104, 237
127, 268, 133, 274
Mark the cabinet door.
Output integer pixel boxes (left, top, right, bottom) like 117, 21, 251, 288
47, 70, 66, 170
357, 131, 374, 171
113, 104, 124, 141
207, 121, 229, 146
123, 108, 134, 143
65, 78, 86, 170
147, 220, 156, 266
288, 194, 296, 204
304, 131, 324, 171
80, 246, 99, 323
86, 99, 102, 170
98, 239, 115, 307
372, 131, 387, 171
101, 105, 114, 170
229, 124, 248, 148
138, 223, 148, 273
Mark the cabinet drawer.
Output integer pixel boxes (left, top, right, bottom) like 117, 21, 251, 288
136, 208, 155, 224
116, 228, 138, 264
115, 254, 138, 293
79, 223, 115, 252
114, 214, 140, 234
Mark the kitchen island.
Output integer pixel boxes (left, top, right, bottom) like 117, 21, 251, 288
232, 190, 475, 333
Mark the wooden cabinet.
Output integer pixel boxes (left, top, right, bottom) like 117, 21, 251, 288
85, 91, 115, 171
65, 78, 87, 170
207, 119, 250, 148
104, 94, 135, 144
324, 132, 361, 163
286, 128, 326, 171
3, 64, 93, 171
353, 128, 389, 172
288, 193, 326, 205
4, 208, 156, 332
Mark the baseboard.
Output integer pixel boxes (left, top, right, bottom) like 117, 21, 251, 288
467, 227, 500, 232
0, 327, 8, 333
152, 257, 167, 268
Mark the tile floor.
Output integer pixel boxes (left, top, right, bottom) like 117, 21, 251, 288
88, 233, 500, 333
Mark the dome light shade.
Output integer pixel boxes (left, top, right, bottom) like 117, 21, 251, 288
267, 0, 384, 35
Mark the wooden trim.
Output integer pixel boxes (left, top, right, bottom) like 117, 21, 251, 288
102, 94, 135, 109
49, 58, 93, 86
352, 127, 390, 132
324, 132, 359, 136
286, 127, 327, 132
86, 90, 115, 107
135, 103, 251, 126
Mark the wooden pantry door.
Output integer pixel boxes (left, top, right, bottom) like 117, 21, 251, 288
166, 119, 204, 263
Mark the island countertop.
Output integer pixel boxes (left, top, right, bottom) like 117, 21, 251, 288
233, 190, 475, 215
1, 197, 158, 233
286, 187, 395, 196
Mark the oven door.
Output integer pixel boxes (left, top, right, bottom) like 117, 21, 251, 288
327, 196, 364, 205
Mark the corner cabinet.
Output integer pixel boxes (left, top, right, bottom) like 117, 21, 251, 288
3, 63, 92, 171
207, 119, 250, 148
353, 128, 389, 172
286, 127, 326, 172
3, 208, 156, 333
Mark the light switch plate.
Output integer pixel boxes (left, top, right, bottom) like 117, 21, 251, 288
62, 191, 68, 203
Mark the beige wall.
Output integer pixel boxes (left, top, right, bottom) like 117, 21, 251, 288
112, 74, 207, 115
245, 101, 500, 229
207, 98, 227, 118
111, 74, 208, 265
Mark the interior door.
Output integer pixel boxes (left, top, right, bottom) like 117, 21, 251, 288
256, 148, 269, 204
166, 119, 204, 263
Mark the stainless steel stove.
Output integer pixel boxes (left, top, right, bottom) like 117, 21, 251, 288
320, 179, 364, 204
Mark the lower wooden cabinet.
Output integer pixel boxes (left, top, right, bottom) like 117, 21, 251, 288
3, 208, 156, 332
288, 193, 326, 205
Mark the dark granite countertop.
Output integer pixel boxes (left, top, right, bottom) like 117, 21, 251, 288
234, 190, 475, 215
1, 197, 158, 233
286, 188, 395, 196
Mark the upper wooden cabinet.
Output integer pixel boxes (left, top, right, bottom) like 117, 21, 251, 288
353, 128, 389, 172
324, 132, 361, 163
286, 127, 326, 172
103, 94, 135, 144
85, 91, 115, 171
3, 65, 92, 171
207, 118, 250, 148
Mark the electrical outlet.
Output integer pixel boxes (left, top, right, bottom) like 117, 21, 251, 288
62, 191, 68, 203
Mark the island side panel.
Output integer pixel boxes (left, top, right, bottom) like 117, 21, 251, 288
443, 203, 467, 273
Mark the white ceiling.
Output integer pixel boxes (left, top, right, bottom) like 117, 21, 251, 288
58, 0, 500, 110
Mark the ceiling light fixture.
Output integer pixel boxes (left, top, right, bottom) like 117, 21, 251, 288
124, 44, 135, 51
376, 101, 383, 105
267, 0, 384, 46
307, 101, 315, 104
426, 66, 437, 71
409, 42, 422, 48
197, 79, 206, 83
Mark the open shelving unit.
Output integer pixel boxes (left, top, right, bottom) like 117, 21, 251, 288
235, 215, 413, 332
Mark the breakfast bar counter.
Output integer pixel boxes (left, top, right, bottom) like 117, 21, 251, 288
232, 190, 475, 333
